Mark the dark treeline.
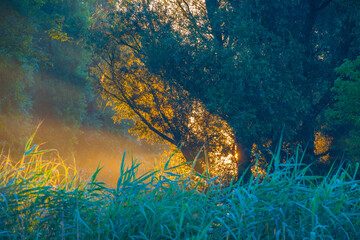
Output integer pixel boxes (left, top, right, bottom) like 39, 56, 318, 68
1, 0, 360, 180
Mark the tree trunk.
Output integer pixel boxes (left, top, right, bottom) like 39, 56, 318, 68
235, 139, 252, 183
205, 0, 223, 45
180, 144, 206, 174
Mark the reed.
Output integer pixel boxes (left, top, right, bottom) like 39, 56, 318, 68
0, 135, 359, 239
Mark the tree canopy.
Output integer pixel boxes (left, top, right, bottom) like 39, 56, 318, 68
327, 57, 360, 161
89, 15, 239, 175
0, 0, 148, 165
88, 0, 360, 176
2, 0, 360, 181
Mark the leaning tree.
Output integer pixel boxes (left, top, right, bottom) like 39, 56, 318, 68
88, 8, 240, 176
89, 0, 360, 179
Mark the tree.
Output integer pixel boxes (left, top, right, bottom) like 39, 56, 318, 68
95, 0, 360, 178
0, 0, 53, 154
0, 0, 41, 116
326, 56, 360, 161
0, 0, 129, 160
88, 9, 239, 176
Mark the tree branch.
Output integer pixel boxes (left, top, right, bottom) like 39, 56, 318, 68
205, 0, 223, 45
147, 83, 182, 142
102, 87, 176, 145
318, 0, 333, 11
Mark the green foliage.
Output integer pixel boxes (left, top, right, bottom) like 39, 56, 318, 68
327, 57, 360, 160
0, 0, 38, 115
0, 0, 91, 118
100, 0, 360, 165
1, 138, 360, 239
0, 0, 137, 163
88, 9, 241, 176
3, 0, 360, 185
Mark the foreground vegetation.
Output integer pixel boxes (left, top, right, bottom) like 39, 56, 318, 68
1, 139, 360, 240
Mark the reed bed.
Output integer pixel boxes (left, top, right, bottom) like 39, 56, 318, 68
1, 137, 360, 239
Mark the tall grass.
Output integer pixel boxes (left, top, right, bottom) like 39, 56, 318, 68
1, 136, 360, 239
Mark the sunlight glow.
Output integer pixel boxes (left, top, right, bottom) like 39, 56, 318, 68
314, 131, 332, 163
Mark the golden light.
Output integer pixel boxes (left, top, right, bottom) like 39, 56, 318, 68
314, 130, 332, 163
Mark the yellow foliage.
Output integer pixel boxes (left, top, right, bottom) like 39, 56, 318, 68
93, 43, 240, 180
314, 131, 332, 163
45, 18, 73, 42
250, 143, 268, 179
